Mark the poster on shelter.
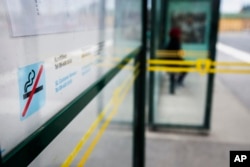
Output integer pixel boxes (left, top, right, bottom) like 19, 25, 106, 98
170, 12, 206, 43
5, 0, 100, 37
167, 0, 211, 49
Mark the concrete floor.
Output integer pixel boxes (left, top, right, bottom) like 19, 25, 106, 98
78, 77, 250, 167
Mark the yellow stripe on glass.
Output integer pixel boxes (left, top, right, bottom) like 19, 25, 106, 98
156, 50, 209, 58
61, 62, 140, 167
148, 58, 250, 74
77, 69, 140, 167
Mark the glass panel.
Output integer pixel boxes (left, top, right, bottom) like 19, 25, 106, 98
28, 61, 136, 166
153, 0, 211, 127
84, 61, 136, 167
154, 72, 207, 125
0, 0, 101, 155
0, 0, 141, 164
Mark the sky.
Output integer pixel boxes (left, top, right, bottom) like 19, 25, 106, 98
147, 0, 250, 13
221, 0, 250, 13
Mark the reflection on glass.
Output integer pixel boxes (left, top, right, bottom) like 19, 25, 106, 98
154, 0, 211, 126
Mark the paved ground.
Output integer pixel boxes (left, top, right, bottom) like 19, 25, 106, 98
217, 32, 250, 111
219, 32, 250, 53
146, 78, 250, 167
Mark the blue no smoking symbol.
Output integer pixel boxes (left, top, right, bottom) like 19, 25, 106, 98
18, 62, 46, 120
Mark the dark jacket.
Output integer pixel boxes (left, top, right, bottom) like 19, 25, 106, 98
163, 37, 183, 68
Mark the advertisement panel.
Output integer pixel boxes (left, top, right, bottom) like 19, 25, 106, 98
166, 0, 211, 50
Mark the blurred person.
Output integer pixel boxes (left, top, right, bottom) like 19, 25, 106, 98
163, 26, 188, 94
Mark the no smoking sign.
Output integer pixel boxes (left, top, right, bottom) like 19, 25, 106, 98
18, 62, 46, 120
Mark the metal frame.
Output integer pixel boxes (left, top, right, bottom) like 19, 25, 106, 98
148, 0, 157, 129
133, 0, 147, 167
0, 149, 2, 167
204, 0, 221, 129
148, 0, 221, 131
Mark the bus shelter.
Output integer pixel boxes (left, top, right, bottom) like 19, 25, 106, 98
148, 0, 221, 131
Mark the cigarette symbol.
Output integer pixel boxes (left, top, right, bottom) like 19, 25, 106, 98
22, 65, 44, 117
23, 69, 43, 99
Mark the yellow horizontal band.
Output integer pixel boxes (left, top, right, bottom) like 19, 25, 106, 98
210, 69, 250, 74
148, 67, 197, 73
212, 61, 250, 66
148, 59, 196, 65
148, 66, 250, 74
156, 50, 208, 58
148, 58, 250, 74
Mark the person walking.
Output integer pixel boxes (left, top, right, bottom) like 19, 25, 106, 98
164, 26, 187, 94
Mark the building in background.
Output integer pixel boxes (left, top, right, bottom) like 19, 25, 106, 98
219, 3, 250, 32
